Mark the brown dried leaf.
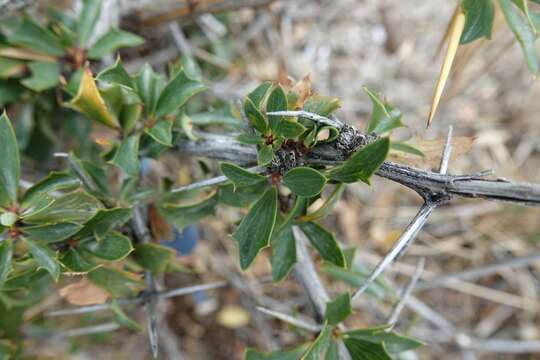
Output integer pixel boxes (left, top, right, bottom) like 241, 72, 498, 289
59, 277, 109, 305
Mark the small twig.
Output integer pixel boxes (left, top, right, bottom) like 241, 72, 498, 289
256, 306, 322, 332
386, 257, 425, 330
55, 322, 120, 338
266, 110, 343, 128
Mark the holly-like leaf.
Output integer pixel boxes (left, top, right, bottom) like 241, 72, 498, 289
343, 327, 423, 354
329, 137, 389, 184
88, 29, 144, 59
82, 231, 133, 261
277, 120, 306, 139
244, 97, 268, 134
0, 113, 20, 207
220, 162, 266, 189
303, 95, 341, 116
364, 88, 403, 135
133, 243, 175, 274
233, 187, 278, 270
23, 223, 82, 243
160, 193, 218, 230
76, 207, 132, 239
460, 0, 495, 43
20, 61, 60, 92
88, 266, 143, 298
61, 248, 98, 273
218, 182, 268, 208
247, 81, 273, 108
499, 0, 539, 74
145, 119, 173, 146
155, 70, 206, 117
110, 134, 140, 177
390, 141, 425, 157
135, 64, 165, 116
22, 191, 102, 224
78, 0, 102, 47
283, 167, 326, 197
325, 292, 352, 325
97, 58, 134, 88
6, 18, 64, 56
69, 68, 120, 129
257, 144, 274, 166
303, 323, 333, 360
266, 85, 287, 132
24, 238, 60, 281
0, 240, 13, 288
21, 172, 80, 209
270, 225, 296, 282
298, 221, 345, 267
342, 338, 391, 360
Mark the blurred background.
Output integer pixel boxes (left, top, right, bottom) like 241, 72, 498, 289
3, 0, 540, 359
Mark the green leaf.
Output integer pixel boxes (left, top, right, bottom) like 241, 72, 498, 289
283, 167, 326, 197
78, 0, 102, 47
304, 184, 344, 221
97, 58, 133, 88
0, 113, 20, 207
111, 300, 143, 331
61, 248, 97, 273
218, 182, 268, 208
20, 61, 60, 92
298, 221, 344, 267
0, 57, 25, 79
160, 193, 218, 230
343, 327, 423, 354
343, 338, 391, 360
7, 18, 64, 56
3, 269, 48, 291
266, 85, 287, 132
110, 134, 140, 177
88, 267, 143, 298
22, 191, 102, 224
145, 119, 173, 146
0, 80, 24, 107
179, 112, 198, 141
0, 240, 13, 288
24, 238, 60, 281
364, 88, 403, 135
76, 207, 132, 239
155, 70, 206, 117
236, 133, 264, 145
82, 231, 133, 261
233, 187, 278, 270
88, 29, 144, 59
323, 264, 387, 299
325, 292, 352, 325
460, 0, 495, 43
270, 225, 296, 282
21, 172, 81, 209
133, 243, 175, 274
245, 345, 305, 360
68, 68, 120, 129
247, 81, 272, 108
303, 96, 341, 116
220, 162, 266, 189
244, 97, 268, 133
135, 64, 165, 116
390, 142, 425, 157
325, 340, 339, 360
23, 223, 82, 243
329, 137, 389, 184
277, 120, 306, 139
499, 0, 539, 74
303, 323, 333, 360
512, 0, 540, 32
258, 144, 274, 166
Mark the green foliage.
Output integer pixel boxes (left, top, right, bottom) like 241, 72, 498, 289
282, 167, 327, 197
460, 0, 495, 43
364, 87, 403, 135
220, 162, 266, 189
325, 292, 353, 325
0, 113, 20, 207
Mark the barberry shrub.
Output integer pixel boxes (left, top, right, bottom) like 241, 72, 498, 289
1, 0, 539, 358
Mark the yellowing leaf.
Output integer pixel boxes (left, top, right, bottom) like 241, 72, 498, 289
428, 8, 465, 127
68, 68, 119, 129
59, 277, 110, 305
